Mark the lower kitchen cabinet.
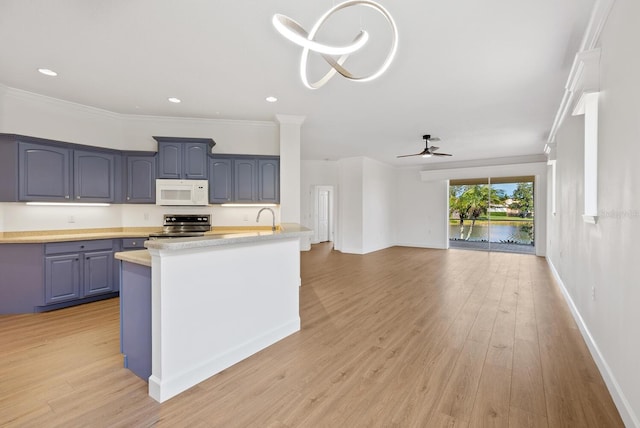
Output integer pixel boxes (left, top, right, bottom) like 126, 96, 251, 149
0, 240, 122, 314
44, 240, 117, 305
45, 254, 82, 304
83, 250, 115, 297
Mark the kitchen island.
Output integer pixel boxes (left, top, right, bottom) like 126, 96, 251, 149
115, 223, 312, 403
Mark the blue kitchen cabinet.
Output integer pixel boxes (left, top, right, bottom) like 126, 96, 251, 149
207, 155, 280, 204
125, 154, 156, 203
44, 240, 118, 306
258, 158, 280, 203
154, 137, 213, 179
234, 158, 257, 202
209, 157, 233, 203
121, 238, 146, 250
18, 142, 72, 201
184, 143, 208, 179
74, 150, 117, 202
0, 134, 121, 203
83, 250, 115, 296
45, 253, 82, 304
156, 141, 181, 179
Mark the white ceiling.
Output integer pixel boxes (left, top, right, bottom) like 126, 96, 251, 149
0, 0, 594, 166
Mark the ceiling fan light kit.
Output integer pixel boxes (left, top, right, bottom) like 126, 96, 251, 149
272, 0, 398, 89
397, 134, 453, 159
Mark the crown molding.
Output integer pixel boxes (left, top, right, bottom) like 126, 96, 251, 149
418, 154, 547, 172
2, 84, 123, 120
547, 0, 615, 144
579, 0, 616, 51
122, 113, 276, 128
275, 114, 306, 125
0, 83, 278, 128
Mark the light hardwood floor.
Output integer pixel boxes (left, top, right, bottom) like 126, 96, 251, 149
0, 244, 623, 427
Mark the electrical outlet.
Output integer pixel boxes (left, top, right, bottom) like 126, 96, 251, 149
591, 286, 596, 301
143, 212, 149, 221
243, 214, 249, 222
68, 215, 75, 223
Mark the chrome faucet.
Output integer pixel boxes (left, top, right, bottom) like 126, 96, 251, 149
256, 207, 276, 231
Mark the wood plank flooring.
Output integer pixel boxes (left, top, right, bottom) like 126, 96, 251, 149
0, 244, 623, 427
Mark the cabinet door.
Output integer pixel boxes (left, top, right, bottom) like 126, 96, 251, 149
157, 142, 182, 179
258, 158, 280, 203
18, 143, 71, 201
45, 254, 81, 304
84, 250, 115, 297
209, 157, 233, 203
183, 143, 208, 179
233, 158, 257, 202
126, 155, 156, 203
74, 150, 116, 202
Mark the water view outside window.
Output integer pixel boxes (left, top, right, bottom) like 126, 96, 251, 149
449, 176, 534, 254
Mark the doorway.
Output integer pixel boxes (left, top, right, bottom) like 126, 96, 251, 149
312, 185, 334, 244
448, 176, 535, 254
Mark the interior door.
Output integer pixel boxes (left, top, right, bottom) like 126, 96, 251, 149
318, 190, 330, 242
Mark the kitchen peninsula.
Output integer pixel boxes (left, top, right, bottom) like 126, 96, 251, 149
115, 223, 312, 403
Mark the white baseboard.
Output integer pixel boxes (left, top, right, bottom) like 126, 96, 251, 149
546, 257, 639, 428
393, 242, 448, 250
149, 318, 300, 403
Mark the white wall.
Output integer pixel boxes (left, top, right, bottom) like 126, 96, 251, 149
362, 158, 395, 253
394, 168, 449, 249
0, 85, 278, 154
336, 157, 363, 253
0, 203, 281, 232
122, 115, 277, 154
547, 1, 640, 424
335, 157, 396, 254
276, 115, 304, 224
0, 86, 123, 149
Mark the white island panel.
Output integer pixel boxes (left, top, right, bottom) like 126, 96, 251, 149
148, 237, 302, 403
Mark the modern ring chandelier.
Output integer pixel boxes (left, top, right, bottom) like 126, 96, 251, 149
272, 0, 398, 89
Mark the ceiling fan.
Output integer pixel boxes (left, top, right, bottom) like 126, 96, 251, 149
397, 135, 452, 158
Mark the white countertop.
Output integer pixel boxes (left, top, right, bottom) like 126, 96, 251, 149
114, 223, 312, 266
143, 223, 312, 252
114, 250, 152, 267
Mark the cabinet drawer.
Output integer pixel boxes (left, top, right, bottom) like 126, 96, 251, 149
122, 238, 146, 250
45, 239, 114, 255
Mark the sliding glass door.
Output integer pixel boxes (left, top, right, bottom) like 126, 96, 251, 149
449, 176, 535, 254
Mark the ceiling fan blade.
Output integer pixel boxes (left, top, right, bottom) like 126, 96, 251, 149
432, 152, 452, 156
396, 152, 423, 158
429, 146, 440, 152
427, 137, 441, 143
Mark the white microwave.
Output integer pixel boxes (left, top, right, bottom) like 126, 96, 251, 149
155, 179, 209, 206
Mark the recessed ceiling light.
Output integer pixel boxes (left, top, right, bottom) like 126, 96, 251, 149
38, 68, 57, 77
168, 97, 181, 103
266, 96, 278, 103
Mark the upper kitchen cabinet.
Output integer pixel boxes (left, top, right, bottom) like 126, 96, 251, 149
207, 155, 279, 204
257, 158, 279, 203
73, 150, 117, 202
125, 153, 156, 203
208, 157, 233, 204
233, 158, 257, 202
0, 135, 120, 203
18, 143, 72, 201
154, 136, 214, 180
